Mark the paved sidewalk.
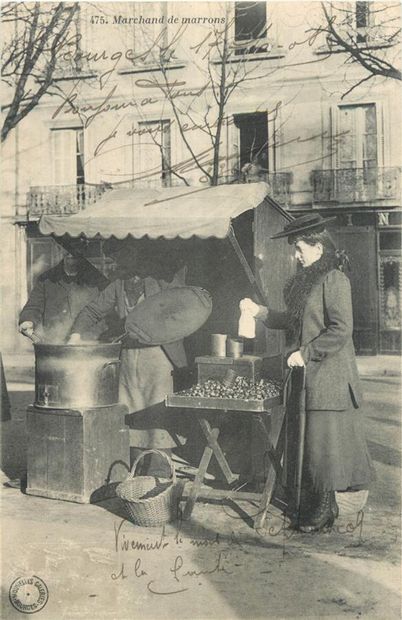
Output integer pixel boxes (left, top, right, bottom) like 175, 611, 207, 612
356, 355, 401, 377
1, 370, 401, 619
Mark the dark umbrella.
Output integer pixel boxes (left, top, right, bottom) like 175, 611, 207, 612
295, 366, 307, 525
1, 353, 11, 422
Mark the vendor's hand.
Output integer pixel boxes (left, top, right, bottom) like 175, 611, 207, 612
287, 350, 305, 368
19, 321, 34, 338
68, 333, 81, 344
239, 298, 268, 320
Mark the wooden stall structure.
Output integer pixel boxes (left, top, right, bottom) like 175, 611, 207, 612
38, 182, 295, 524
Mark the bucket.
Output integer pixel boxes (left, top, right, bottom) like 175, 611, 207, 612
211, 334, 227, 357
227, 338, 243, 358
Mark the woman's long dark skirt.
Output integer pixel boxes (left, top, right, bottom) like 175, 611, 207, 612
303, 407, 374, 491
285, 374, 374, 493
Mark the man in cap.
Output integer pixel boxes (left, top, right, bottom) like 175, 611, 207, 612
10, 240, 106, 490
19, 239, 106, 344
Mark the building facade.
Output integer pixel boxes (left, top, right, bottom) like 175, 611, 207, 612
1, 1, 401, 355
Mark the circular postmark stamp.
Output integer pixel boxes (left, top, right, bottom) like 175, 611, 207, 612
9, 576, 49, 614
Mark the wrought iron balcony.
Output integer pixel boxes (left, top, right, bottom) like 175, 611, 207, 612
27, 172, 292, 217
311, 167, 401, 204
219, 171, 293, 206
27, 184, 109, 216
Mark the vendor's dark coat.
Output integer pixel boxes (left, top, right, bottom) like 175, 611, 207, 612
266, 269, 362, 410
19, 261, 104, 342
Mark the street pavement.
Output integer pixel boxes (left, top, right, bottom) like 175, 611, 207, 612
0, 364, 401, 619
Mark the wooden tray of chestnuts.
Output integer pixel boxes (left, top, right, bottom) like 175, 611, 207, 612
166, 376, 282, 413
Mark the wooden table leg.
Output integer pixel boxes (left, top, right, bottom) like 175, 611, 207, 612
198, 418, 237, 485
254, 467, 277, 530
254, 415, 283, 480
182, 426, 219, 520
253, 407, 287, 530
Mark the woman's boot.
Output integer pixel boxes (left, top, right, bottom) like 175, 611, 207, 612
298, 491, 339, 533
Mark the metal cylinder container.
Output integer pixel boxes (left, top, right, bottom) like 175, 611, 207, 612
34, 343, 122, 409
226, 338, 244, 359
211, 334, 227, 357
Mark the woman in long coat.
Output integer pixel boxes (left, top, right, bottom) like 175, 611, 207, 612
243, 214, 374, 532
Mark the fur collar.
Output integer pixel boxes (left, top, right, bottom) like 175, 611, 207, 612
283, 254, 339, 343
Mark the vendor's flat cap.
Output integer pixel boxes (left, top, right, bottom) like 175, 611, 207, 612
271, 214, 337, 239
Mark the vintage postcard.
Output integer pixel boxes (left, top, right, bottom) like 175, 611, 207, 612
1, 1, 401, 618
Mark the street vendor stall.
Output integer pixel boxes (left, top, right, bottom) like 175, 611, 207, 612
34, 182, 296, 526
39, 182, 293, 356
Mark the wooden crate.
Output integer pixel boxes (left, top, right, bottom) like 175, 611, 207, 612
26, 404, 130, 503
196, 355, 263, 383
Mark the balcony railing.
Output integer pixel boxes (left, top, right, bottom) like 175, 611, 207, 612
122, 175, 184, 190
27, 172, 293, 217
311, 167, 401, 204
220, 171, 293, 206
27, 184, 109, 216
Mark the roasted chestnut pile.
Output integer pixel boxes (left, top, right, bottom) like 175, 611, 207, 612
179, 376, 281, 401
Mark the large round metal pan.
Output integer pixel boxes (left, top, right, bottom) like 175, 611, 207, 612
125, 286, 212, 345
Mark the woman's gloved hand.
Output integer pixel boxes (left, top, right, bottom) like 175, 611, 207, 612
238, 298, 268, 339
19, 321, 34, 338
287, 350, 305, 368
239, 298, 268, 320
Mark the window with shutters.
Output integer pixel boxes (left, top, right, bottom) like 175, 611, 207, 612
337, 104, 378, 170
132, 2, 169, 65
320, 2, 390, 52
355, 1, 371, 44
234, 112, 269, 174
137, 120, 171, 187
51, 128, 85, 185
234, 2, 268, 55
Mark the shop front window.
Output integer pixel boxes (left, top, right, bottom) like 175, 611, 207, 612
379, 233, 401, 353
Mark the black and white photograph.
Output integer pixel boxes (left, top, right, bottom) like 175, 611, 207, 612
1, 1, 401, 618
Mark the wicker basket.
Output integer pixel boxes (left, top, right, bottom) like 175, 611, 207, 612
116, 450, 182, 527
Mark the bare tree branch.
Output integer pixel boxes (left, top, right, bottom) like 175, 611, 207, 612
1, 2, 81, 142
340, 71, 375, 99
159, 63, 213, 182
319, 2, 401, 87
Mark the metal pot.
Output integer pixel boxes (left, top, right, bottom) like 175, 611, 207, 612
34, 343, 122, 409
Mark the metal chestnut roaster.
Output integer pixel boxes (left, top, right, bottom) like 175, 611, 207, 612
33, 342, 121, 409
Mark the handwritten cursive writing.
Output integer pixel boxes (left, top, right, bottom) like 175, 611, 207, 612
257, 510, 365, 540
171, 552, 233, 582
114, 518, 170, 553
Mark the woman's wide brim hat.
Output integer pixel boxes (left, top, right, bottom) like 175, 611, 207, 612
271, 214, 337, 240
